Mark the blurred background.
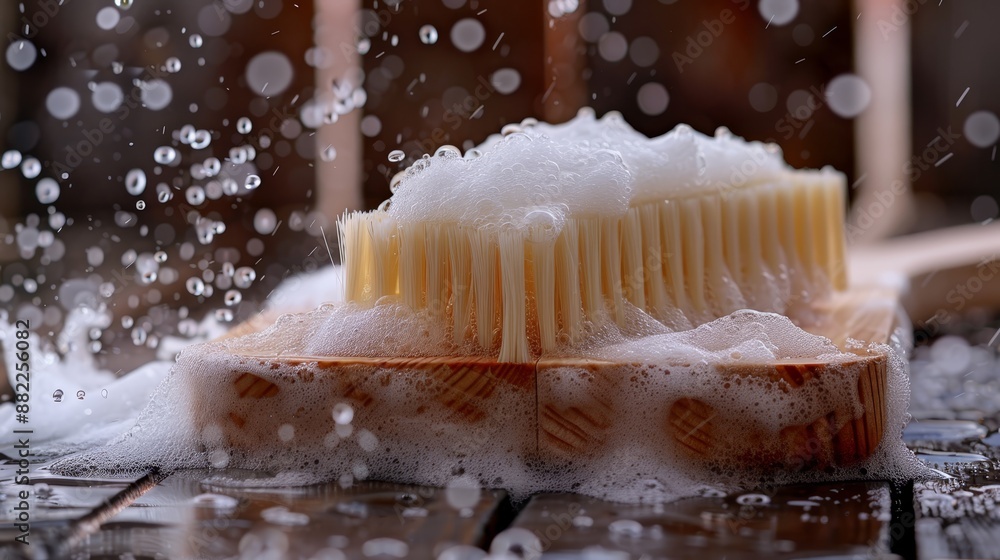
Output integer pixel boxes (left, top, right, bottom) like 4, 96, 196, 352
1, 0, 998, 374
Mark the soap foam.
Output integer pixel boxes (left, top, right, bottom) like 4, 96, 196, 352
387, 132, 632, 238
52, 291, 932, 504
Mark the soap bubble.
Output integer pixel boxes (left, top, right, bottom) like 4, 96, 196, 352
388, 150, 405, 163
189, 34, 204, 48
245, 174, 261, 190
629, 36, 660, 67
165, 57, 182, 73
825, 74, 872, 118
321, 145, 337, 162
46, 87, 81, 120
246, 51, 294, 96
6, 39, 37, 71
759, 0, 799, 26
224, 290, 242, 306
115, 0, 133, 9
964, 111, 1000, 148
419, 24, 439, 44
237, 117, 253, 134
578, 13, 609, 42
450, 18, 485, 52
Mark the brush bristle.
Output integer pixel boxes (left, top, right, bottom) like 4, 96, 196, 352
338, 170, 848, 363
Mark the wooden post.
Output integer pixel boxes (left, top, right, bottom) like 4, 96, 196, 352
314, 0, 364, 220
849, 0, 913, 243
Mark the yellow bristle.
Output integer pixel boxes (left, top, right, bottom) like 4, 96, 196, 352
339, 163, 851, 363
601, 217, 626, 325
578, 218, 604, 321
399, 222, 427, 310
700, 194, 728, 314
620, 207, 646, 311
680, 197, 706, 314
425, 224, 449, 315
338, 211, 371, 304
470, 228, 498, 351
722, 192, 744, 289
736, 188, 763, 303
638, 203, 669, 315
448, 227, 472, 344
498, 230, 529, 363
660, 200, 687, 312
529, 230, 557, 353
367, 213, 399, 300
826, 174, 848, 290
554, 220, 582, 344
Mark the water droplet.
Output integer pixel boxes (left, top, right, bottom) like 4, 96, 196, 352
244, 174, 261, 190
35, 178, 59, 204
736, 493, 772, 506
608, 519, 643, 537
186, 277, 206, 296
419, 24, 439, 44
388, 149, 405, 163
191, 129, 211, 150
154, 146, 177, 165
332, 403, 354, 425
125, 168, 146, 195
186, 186, 206, 206
164, 57, 181, 73
2, 150, 22, 169
189, 34, 204, 48
203, 157, 221, 177
224, 289, 242, 306
434, 145, 461, 158
234, 267, 256, 289
237, 116, 252, 134
21, 158, 40, 179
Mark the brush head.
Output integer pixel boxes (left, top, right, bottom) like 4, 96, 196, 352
341, 110, 848, 362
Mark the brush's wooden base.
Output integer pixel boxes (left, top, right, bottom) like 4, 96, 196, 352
194, 287, 898, 472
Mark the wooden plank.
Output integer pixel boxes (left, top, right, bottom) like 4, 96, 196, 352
506, 482, 893, 559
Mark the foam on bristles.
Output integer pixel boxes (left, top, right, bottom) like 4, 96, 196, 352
387, 132, 632, 237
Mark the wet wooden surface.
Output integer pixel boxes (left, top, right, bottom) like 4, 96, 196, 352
4, 368, 1000, 559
